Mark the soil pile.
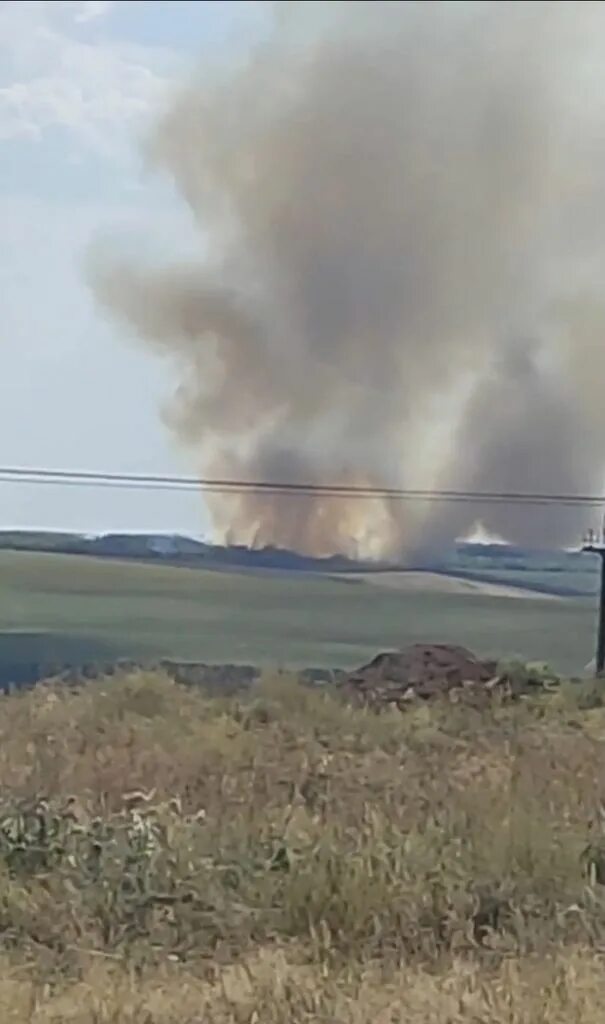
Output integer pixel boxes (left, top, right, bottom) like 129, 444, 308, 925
340, 643, 554, 708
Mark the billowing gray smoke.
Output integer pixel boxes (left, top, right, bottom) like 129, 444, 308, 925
90, 0, 605, 559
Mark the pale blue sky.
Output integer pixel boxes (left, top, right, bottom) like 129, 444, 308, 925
0, 0, 267, 534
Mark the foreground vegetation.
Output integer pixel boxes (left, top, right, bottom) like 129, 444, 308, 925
0, 670, 604, 1018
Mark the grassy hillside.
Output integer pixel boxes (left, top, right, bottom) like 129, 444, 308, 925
0, 549, 597, 680
0, 670, 604, 1019
0, 530, 598, 594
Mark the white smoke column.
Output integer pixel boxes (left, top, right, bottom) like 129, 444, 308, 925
90, 1, 605, 558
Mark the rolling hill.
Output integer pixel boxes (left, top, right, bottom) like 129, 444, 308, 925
0, 547, 596, 686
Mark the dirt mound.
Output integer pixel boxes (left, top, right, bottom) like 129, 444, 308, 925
340, 643, 542, 708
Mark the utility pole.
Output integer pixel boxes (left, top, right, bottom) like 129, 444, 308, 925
581, 516, 605, 676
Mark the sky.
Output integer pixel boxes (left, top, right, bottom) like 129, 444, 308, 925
0, 0, 266, 535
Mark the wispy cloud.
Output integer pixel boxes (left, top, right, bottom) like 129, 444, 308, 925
0, 1, 179, 158
73, 1, 115, 23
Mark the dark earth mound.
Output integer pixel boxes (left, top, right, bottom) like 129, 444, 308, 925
340, 643, 557, 708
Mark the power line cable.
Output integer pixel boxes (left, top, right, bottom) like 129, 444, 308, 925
0, 465, 604, 506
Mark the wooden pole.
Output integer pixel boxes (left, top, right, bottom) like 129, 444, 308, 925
597, 551, 605, 676
582, 517, 605, 677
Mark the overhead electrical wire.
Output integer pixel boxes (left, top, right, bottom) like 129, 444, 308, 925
0, 465, 604, 507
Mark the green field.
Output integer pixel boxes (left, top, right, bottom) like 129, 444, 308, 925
0, 549, 598, 680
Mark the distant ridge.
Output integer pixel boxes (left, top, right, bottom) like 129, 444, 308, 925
0, 530, 597, 596
0, 530, 372, 573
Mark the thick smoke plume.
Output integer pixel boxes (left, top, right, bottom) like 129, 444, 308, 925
91, 1, 605, 559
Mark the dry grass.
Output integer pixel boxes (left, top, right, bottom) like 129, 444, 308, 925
0, 670, 604, 1018
2, 947, 605, 1022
